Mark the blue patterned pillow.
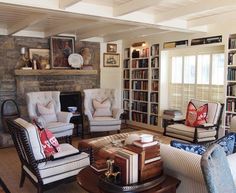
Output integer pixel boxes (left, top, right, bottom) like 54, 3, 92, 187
171, 133, 236, 156
170, 140, 207, 155
214, 132, 235, 155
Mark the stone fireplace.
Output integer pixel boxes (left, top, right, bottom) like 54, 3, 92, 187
15, 70, 99, 121
0, 35, 100, 147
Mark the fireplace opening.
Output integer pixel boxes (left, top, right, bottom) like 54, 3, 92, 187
60, 91, 84, 138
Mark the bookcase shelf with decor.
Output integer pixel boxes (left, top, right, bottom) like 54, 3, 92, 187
149, 44, 160, 126
130, 46, 150, 126
122, 43, 160, 129
225, 34, 236, 131
123, 48, 131, 121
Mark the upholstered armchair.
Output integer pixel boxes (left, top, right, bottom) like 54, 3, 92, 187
83, 88, 123, 134
164, 99, 224, 143
7, 118, 90, 193
26, 91, 74, 142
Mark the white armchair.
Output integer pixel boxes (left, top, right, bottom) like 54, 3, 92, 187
26, 91, 74, 142
83, 88, 123, 134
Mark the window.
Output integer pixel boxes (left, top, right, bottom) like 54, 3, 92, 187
184, 56, 195, 84
171, 56, 182, 83
197, 55, 210, 84
169, 48, 224, 113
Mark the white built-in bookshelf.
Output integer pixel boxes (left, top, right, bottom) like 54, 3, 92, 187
225, 34, 236, 129
122, 44, 160, 130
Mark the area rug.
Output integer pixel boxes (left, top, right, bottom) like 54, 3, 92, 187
0, 129, 173, 193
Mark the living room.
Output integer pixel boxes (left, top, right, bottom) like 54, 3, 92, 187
1, 1, 236, 193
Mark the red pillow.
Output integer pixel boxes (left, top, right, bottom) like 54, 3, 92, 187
38, 128, 60, 157
185, 102, 208, 127
33, 120, 60, 157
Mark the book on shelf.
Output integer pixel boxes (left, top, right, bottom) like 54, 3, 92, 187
163, 109, 182, 116
162, 114, 185, 121
133, 140, 158, 148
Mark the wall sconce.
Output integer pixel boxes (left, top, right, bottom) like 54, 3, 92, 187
132, 41, 146, 47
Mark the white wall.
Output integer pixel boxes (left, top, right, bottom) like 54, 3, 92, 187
100, 40, 123, 108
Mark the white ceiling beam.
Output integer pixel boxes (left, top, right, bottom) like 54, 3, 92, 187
78, 24, 135, 39
59, 0, 82, 9
104, 28, 164, 42
7, 13, 47, 35
113, 0, 161, 17
155, 0, 236, 23
76, 22, 113, 35
44, 19, 95, 37
188, 11, 236, 27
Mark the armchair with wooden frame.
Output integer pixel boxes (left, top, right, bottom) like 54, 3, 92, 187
164, 99, 224, 143
7, 118, 90, 193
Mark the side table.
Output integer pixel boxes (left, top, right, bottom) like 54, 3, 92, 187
70, 113, 84, 138
77, 166, 180, 193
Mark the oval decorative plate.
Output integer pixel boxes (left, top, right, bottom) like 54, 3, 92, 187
68, 53, 83, 68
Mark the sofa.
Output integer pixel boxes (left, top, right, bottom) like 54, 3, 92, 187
78, 131, 236, 193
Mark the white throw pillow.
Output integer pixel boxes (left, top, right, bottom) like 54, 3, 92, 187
37, 101, 57, 123
92, 98, 112, 117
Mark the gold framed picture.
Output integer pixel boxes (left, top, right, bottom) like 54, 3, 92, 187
29, 48, 50, 69
103, 53, 120, 67
107, 43, 117, 53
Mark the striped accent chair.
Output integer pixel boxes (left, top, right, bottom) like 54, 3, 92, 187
7, 118, 90, 193
83, 88, 123, 134
164, 99, 224, 143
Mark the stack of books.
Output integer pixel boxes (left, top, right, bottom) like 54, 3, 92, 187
114, 139, 163, 185
127, 140, 162, 182
114, 149, 138, 185
162, 109, 183, 121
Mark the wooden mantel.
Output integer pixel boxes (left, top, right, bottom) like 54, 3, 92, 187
14, 69, 98, 76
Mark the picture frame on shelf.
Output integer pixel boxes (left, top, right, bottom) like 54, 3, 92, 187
50, 36, 75, 68
29, 48, 50, 69
103, 53, 120, 67
107, 43, 117, 53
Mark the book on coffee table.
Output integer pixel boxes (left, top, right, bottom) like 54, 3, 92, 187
133, 140, 158, 148
90, 159, 108, 172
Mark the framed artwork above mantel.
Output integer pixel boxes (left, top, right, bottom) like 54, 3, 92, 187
50, 36, 75, 68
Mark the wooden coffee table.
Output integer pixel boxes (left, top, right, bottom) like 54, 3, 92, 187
77, 166, 180, 193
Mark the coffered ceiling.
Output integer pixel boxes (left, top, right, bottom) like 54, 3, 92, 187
0, 0, 235, 42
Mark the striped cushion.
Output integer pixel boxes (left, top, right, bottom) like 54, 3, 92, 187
38, 144, 90, 184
